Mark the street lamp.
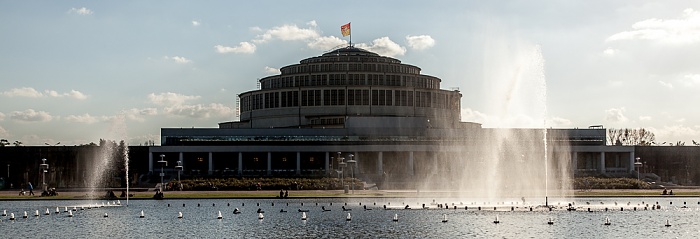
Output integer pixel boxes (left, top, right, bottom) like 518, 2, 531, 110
347, 154, 356, 194
158, 154, 167, 192
175, 160, 183, 191
634, 157, 643, 182
337, 152, 346, 193
39, 159, 49, 192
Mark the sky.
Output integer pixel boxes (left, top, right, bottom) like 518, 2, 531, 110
2, 1, 700, 146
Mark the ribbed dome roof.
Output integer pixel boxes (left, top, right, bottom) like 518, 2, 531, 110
320, 46, 379, 57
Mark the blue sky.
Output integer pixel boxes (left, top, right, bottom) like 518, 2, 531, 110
2, 1, 700, 146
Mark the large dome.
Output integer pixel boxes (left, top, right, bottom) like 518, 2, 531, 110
226, 47, 462, 129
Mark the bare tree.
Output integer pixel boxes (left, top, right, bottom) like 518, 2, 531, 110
607, 128, 656, 146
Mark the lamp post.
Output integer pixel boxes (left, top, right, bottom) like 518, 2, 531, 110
337, 152, 346, 192
175, 160, 183, 191
39, 159, 49, 192
634, 157, 642, 182
347, 154, 356, 194
6, 164, 9, 181
158, 154, 167, 192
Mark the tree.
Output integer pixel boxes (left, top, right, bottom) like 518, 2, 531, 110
606, 128, 655, 146
0, 139, 8, 147
13, 141, 23, 146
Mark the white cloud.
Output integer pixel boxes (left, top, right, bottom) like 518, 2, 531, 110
1, 87, 43, 97
605, 107, 628, 123
1, 87, 87, 99
658, 80, 674, 89
192, 20, 200, 27
69, 7, 93, 15
215, 42, 256, 54
252, 24, 320, 43
249, 26, 263, 32
603, 47, 619, 56
639, 116, 652, 121
65, 90, 88, 100
148, 92, 200, 106
164, 103, 234, 119
64, 113, 102, 124
165, 56, 192, 63
307, 20, 318, 27
264, 66, 280, 74
0, 112, 4, 121
679, 74, 700, 87
356, 37, 406, 57
121, 108, 158, 122
607, 8, 700, 45
10, 109, 53, 122
307, 36, 347, 50
44, 89, 88, 99
406, 35, 436, 50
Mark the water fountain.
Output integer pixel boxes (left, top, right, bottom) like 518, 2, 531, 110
417, 39, 571, 205
87, 115, 130, 206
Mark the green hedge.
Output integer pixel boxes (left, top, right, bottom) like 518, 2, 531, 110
574, 177, 649, 190
177, 177, 362, 191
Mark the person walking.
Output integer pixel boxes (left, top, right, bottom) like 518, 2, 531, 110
28, 182, 35, 196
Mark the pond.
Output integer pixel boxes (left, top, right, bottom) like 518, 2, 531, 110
1, 197, 698, 238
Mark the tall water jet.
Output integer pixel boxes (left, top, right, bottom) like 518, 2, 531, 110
416, 35, 571, 203
471, 37, 570, 202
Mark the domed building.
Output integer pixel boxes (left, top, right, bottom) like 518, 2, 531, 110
225, 46, 465, 130
150, 46, 633, 190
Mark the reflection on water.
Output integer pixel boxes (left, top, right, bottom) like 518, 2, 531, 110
1, 198, 699, 238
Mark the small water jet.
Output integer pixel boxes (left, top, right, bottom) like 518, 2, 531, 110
87, 115, 131, 206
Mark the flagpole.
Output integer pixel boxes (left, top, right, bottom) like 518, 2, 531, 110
349, 22, 352, 47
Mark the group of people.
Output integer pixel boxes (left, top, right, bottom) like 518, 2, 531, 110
662, 189, 674, 195
18, 182, 35, 196
279, 189, 289, 198
18, 182, 57, 196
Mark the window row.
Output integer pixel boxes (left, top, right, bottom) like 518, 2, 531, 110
285, 62, 414, 75
260, 74, 439, 89
240, 89, 458, 112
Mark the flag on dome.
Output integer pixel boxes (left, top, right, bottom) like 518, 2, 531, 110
341, 23, 351, 37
